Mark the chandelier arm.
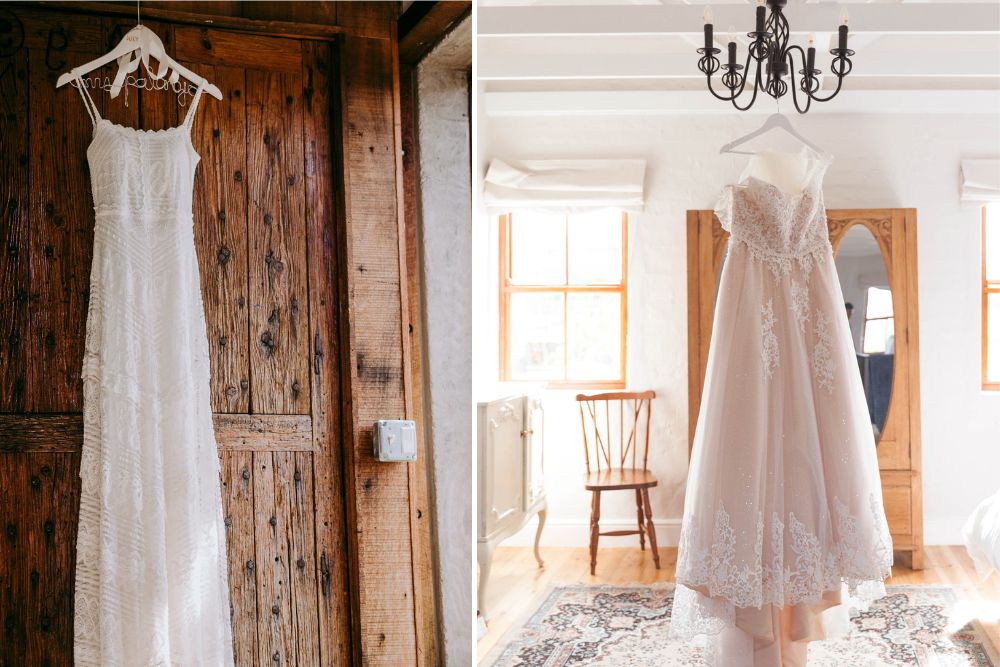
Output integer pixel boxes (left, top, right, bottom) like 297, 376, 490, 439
785, 47, 812, 114
806, 68, 846, 103
730, 58, 764, 111
706, 73, 740, 102
723, 49, 759, 105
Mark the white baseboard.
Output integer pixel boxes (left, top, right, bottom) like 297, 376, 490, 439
501, 516, 681, 548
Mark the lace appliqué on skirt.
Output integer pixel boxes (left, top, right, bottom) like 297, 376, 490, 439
760, 299, 779, 380
674, 494, 893, 614
813, 311, 835, 393
790, 280, 810, 333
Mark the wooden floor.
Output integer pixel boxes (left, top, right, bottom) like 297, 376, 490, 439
477, 545, 1000, 662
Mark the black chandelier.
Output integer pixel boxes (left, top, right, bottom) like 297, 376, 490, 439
697, 0, 854, 113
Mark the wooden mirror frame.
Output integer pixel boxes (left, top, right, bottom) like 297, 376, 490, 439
685, 208, 924, 569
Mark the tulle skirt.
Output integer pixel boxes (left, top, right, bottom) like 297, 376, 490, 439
672, 240, 893, 666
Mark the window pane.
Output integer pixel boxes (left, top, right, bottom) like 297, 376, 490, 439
509, 292, 564, 380
862, 317, 894, 355
566, 292, 621, 381
865, 287, 893, 319
567, 210, 623, 285
988, 292, 1000, 383
986, 205, 1000, 282
510, 212, 565, 285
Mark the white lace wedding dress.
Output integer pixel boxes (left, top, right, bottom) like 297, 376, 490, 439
72, 77, 234, 666
672, 148, 893, 666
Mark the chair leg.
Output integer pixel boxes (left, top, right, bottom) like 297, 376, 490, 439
635, 489, 646, 551
641, 488, 661, 569
589, 490, 601, 575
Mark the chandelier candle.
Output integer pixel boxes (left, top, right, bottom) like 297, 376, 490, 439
698, 6, 721, 75
695, 0, 855, 113
838, 9, 849, 52
703, 6, 713, 53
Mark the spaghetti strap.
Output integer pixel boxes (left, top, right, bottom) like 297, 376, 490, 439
182, 81, 206, 130
73, 73, 102, 125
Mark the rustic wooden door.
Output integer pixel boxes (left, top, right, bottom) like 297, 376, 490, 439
0, 7, 352, 665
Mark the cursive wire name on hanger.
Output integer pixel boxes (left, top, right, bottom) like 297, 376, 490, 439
76, 73, 197, 108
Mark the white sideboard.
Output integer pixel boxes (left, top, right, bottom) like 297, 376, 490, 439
476, 394, 546, 621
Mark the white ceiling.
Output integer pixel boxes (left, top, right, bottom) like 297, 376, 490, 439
477, 1, 1000, 114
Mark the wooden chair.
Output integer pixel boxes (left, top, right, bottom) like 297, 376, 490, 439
577, 390, 660, 574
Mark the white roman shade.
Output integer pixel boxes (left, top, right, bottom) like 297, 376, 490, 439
484, 158, 646, 213
961, 159, 1000, 204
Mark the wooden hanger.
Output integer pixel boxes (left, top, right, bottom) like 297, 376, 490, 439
719, 113, 825, 156
55, 24, 222, 100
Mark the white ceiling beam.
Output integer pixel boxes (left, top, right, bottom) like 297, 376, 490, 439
478, 52, 1000, 80
478, 4, 1000, 37
484, 89, 1000, 116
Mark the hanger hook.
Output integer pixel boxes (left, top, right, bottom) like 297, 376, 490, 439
136, 0, 141, 26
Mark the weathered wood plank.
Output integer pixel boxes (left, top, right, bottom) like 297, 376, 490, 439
106, 0, 244, 18
301, 39, 353, 665
246, 68, 310, 416
0, 453, 28, 664
335, 2, 395, 40
27, 45, 94, 412
243, 2, 337, 25
275, 452, 318, 666
0, 49, 30, 412
174, 28, 303, 73
15, 8, 103, 53
23, 453, 78, 665
20, 2, 344, 41
221, 450, 258, 667
188, 63, 251, 413
339, 33, 417, 665
289, 451, 320, 666
0, 413, 314, 452
253, 452, 292, 667
399, 61, 440, 666
398, 1, 471, 65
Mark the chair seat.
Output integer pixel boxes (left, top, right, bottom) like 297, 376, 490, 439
584, 469, 658, 491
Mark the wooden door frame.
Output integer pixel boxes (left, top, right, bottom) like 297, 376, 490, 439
1, 3, 438, 664
685, 208, 923, 568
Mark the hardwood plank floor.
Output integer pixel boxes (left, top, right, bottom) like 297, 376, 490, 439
477, 545, 1000, 663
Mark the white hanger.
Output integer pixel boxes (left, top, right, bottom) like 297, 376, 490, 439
55, 20, 222, 100
719, 113, 824, 156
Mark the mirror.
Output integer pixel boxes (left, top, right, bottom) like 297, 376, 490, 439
835, 225, 893, 442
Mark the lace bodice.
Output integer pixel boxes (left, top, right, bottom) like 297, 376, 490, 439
714, 155, 833, 276
84, 89, 202, 218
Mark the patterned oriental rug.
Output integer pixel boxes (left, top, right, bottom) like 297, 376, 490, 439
485, 584, 999, 666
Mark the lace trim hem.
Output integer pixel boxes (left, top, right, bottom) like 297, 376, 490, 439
674, 493, 893, 612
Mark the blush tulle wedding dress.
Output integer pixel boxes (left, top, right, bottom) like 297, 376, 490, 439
672, 147, 893, 666
72, 77, 234, 666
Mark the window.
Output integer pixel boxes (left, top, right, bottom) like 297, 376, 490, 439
861, 286, 894, 355
499, 210, 627, 388
984, 204, 1000, 390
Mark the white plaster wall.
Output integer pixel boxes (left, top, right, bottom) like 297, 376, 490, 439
473, 112, 1000, 548
415, 18, 471, 666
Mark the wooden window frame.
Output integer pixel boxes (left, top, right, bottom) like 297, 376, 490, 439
984, 206, 1000, 391
861, 286, 894, 355
498, 211, 628, 390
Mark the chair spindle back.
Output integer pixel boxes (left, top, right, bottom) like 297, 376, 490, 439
576, 391, 655, 474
